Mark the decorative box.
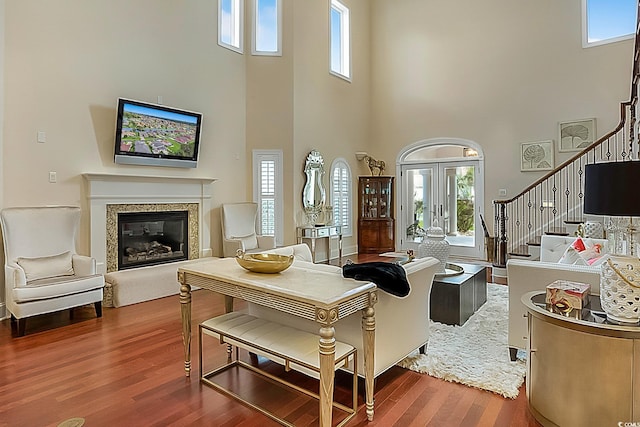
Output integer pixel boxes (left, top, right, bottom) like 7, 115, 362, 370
545, 280, 591, 311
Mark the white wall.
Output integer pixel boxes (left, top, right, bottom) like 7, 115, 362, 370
0, 0, 5, 319
292, 0, 371, 257
370, 0, 633, 232
3, 0, 247, 256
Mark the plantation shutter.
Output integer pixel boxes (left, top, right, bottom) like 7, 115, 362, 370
331, 160, 351, 236
259, 158, 276, 236
253, 150, 283, 245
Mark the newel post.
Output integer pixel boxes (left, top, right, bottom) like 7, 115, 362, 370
494, 201, 508, 268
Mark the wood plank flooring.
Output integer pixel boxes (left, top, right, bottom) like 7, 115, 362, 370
0, 254, 541, 427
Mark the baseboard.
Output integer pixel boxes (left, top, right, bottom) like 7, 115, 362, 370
0, 302, 6, 320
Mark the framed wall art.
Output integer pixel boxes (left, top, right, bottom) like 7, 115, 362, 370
558, 118, 596, 152
521, 140, 554, 172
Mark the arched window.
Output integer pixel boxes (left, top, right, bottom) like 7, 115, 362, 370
330, 158, 352, 236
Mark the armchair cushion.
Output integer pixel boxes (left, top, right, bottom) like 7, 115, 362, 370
12, 274, 104, 303
17, 251, 74, 282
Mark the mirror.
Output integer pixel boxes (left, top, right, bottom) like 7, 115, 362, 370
302, 150, 326, 225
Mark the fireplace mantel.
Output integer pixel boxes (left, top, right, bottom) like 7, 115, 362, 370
83, 173, 216, 274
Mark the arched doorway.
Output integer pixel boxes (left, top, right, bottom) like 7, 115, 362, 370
395, 138, 485, 260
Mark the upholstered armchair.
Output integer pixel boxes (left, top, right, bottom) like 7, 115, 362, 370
1, 206, 104, 336
220, 202, 276, 257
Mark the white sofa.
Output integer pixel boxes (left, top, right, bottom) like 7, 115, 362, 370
506, 235, 608, 360
252, 244, 440, 379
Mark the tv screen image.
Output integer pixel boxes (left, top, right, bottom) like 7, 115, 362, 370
114, 98, 202, 168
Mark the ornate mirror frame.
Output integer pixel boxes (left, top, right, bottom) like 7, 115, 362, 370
302, 149, 326, 224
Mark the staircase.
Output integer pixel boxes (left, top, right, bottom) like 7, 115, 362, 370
493, 1, 640, 267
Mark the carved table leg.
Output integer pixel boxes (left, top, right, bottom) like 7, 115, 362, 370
318, 325, 336, 427
179, 272, 192, 377
362, 305, 376, 421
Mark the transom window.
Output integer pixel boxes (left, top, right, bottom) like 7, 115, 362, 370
330, 0, 351, 80
330, 158, 352, 236
582, 0, 637, 47
252, 0, 282, 55
218, 0, 244, 53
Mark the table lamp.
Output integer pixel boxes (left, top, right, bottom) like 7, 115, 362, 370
584, 161, 640, 324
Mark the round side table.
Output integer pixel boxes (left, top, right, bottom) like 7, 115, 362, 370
522, 291, 640, 427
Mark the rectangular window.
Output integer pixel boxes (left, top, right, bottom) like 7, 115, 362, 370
253, 150, 284, 245
253, 0, 282, 56
331, 159, 352, 237
582, 0, 636, 47
330, 0, 351, 80
219, 0, 243, 53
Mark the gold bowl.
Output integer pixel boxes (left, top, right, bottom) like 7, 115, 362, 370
235, 251, 294, 274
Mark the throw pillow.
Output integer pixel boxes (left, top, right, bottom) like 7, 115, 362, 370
231, 234, 259, 251
17, 251, 74, 282
558, 246, 588, 266
342, 261, 410, 297
571, 237, 586, 252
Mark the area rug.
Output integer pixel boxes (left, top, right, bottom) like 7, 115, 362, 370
397, 283, 526, 399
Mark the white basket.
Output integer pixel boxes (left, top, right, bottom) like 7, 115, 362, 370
600, 256, 640, 324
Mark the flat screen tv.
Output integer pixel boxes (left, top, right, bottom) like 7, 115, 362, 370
114, 98, 202, 168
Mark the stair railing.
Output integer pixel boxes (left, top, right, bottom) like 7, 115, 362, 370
493, 1, 640, 268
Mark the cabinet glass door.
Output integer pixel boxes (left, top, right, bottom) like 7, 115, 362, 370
400, 160, 482, 259
361, 178, 392, 219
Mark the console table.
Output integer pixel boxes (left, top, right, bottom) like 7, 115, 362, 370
523, 291, 640, 426
297, 225, 342, 264
178, 257, 377, 426
430, 263, 487, 326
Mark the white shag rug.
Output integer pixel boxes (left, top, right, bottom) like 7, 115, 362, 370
397, 283, 526, 399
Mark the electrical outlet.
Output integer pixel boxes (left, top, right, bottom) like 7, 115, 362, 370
498, 189, 507, 197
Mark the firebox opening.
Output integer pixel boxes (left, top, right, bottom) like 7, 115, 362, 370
117, 210, 189, 270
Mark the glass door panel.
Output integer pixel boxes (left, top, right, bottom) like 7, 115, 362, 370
401, 160, 482, 259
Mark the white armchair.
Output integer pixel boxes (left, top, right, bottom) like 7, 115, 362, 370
506, 235, 608, 360
220, 202, 276, 257
1, 206, 104, 336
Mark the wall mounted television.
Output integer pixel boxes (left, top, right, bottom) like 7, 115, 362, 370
114, 98, 203, 168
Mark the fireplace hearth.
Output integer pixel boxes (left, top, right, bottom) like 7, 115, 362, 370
118, 210, 189, 270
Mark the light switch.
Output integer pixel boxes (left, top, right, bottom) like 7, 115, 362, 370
37, 131, 46, 143
498, 189, 507, 197
49, 171, 57, 183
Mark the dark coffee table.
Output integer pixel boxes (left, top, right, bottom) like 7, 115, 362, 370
430, 262, 487, 326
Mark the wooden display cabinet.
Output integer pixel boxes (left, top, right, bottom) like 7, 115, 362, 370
358, 176, 395, 253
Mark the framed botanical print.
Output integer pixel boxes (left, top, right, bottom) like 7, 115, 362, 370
558, 118, 596, 152
521, 140, 554, 172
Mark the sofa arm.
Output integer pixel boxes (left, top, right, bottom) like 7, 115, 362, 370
72, 254, 97, 276
507, 259, 602, 295
5, 263, 26, 289
506, 259, 603, 352
257, 235, 276, 250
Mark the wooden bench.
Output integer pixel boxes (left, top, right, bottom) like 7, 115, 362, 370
199, 311, 357, 426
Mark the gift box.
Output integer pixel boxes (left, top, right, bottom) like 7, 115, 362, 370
545, 280, 591, 311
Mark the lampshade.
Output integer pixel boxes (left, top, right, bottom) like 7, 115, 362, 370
584, 161, 640, 216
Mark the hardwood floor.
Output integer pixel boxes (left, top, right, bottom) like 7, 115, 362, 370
0, 254, 541, 427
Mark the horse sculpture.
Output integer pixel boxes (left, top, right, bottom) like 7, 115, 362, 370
364, 155, 386, 176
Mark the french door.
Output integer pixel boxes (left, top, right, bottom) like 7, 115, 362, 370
400, 159, 483, 259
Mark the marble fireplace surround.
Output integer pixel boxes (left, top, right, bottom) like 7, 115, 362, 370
83, 173, 216, 275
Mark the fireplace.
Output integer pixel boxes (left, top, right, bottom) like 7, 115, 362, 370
84, 173, 215, 274
105, 202, 201, 273
117, 210, 189, 270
